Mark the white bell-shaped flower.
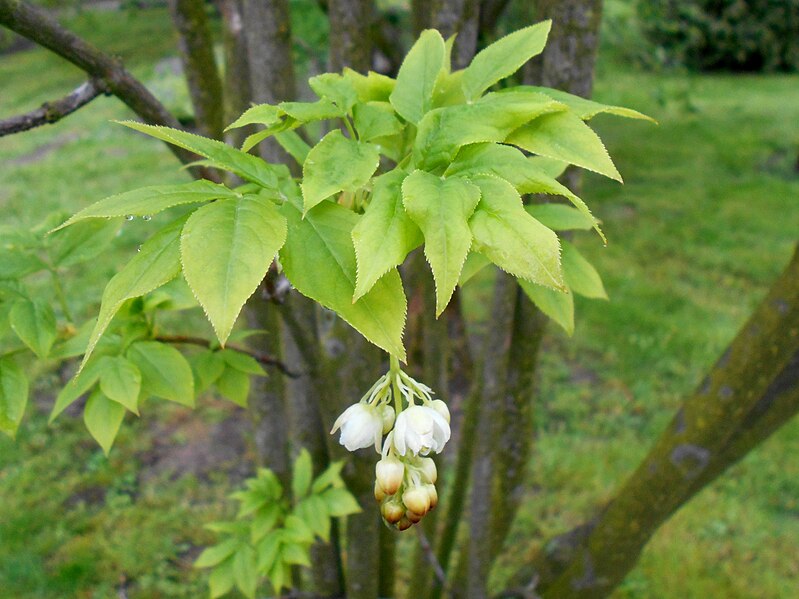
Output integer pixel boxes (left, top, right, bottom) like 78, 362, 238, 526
393, 405, 451, 456
330, 403, 384, 452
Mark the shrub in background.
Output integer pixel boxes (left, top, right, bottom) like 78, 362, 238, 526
637, 0, 799, 72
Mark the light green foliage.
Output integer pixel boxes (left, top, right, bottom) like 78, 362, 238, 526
280, 200, 408, 360
468, 175, 564, 290
562, 241, 608, 300
390, 29, 446, 124
197, 450, 360, 598
461, 20, 552, 100
507, 111, 623, 182
117, 121, 287, 189
352, 170, 422, 301
181, 197, 287, 345
519, 280, 575, 335
520, 85, 656, 123
98, 356, 142, 414
402, 170, 482, 315
83, 389, 126, 456
82, 216, 185, 368
4, 21, 639, 455
9, 298, 56, 358
0, 357, 28, 438
52, 180, 238, 231
301, 130, 380, 213
526, 204, 595, 231
127, 341, 195, 407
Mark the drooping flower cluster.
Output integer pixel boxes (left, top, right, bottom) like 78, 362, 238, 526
330, 363, 450, 530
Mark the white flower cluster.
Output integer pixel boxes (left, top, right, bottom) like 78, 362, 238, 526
329, 366, 451, 530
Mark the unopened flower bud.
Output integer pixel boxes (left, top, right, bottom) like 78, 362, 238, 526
380, 404, 396, 434
424, 483, 438, 510
381, 499, 405, 524
397, 516, 413, 531
430, 399, 450, 423
376, 455, 404, 495
402, 486, 431, 515
406, 510, 424, 524
374, 480, 386, 502
419, 457, 437, 484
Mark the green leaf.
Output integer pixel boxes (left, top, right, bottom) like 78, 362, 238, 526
519, 279, 574, 335
98, 356, 141, 414
281, 543, 311, 567
256, 531, 282, 571
529, 156, 569, 179
526, 204, 594, 231
190, 350, 226, 393
81, 216, 185, 370
208, 556, 236, 599
322, 487, 362, 517
461, 20, 552, 100
292, 449, 313, 501
309, 73, 358, 112
279, 201, 407, 360
251, 505, 282, 543
0, 249, 45, 279
562, 241, 607, 299
352, 170, 421, 301
241, 118, 298, 153
282, 515, 314, 546
353, 101, 403, 142
301, 130, 380, 213
9, 299, 56, 358
233, 545, 258, 599
446, 142, 604, 241
518, 86, 656, 122
268, 557, 289, 594
390, 29, 446, 124
468, 176, 564, 290
226, 103, 281, 130
311, 461, 345, 494
215, 365, 250, 407
0, 357, 28, 438
181, 197, 287, 345
47, 219, 121, 268
116, 121, 285, 189
220, 349, 265, 376
402, 170, 481, 315
294, 495, 330, 542
274, 130, 311, 166
195, 538, 241, 569
414, 91, 566, 171
52, 181, 237, 232
83, 389, 126, 455
127, 341, 194, 407
344, 68, 396, 102
279, 98, 344, 122
506, 110, 623, 182
458, 252, 491, 286
50, 356, 105, 422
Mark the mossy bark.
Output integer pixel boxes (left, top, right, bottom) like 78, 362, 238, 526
328, 0, 374, 72
167, 0, 225, 140
506, 246, 799, 599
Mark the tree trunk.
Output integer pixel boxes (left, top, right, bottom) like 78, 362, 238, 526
241, 0, 296, 163
429, 0, 480, 68
167, 0, 225, 139
506, 245, 799, 599
328, 0, 374, 72
525, 0, 604, 193
216, 0, 252, 147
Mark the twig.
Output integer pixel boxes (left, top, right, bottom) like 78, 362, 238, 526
0, 78, 106, 136
416, 526, 447, 589
0, 0, 203, 171
154, 334, 299, 378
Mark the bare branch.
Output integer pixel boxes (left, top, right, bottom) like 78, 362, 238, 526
0, 78, 105, 136
154, 334, 299, 378
0, 0, 197, 168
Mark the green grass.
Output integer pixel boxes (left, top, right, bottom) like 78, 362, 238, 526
2, 5, 799, 598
